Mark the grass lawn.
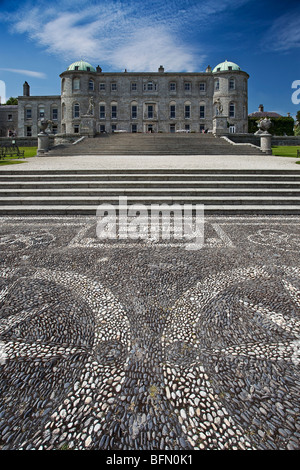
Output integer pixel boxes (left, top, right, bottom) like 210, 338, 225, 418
0, 147, 37, 166
272, 146, 300, 158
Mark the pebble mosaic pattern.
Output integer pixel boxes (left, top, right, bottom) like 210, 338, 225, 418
0, 216, 299, 450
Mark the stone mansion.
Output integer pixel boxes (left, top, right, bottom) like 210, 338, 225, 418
8, 59, 249, 137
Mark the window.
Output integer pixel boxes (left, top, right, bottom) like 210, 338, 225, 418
52, 108, 58, 120
73, 78, 80, 90
229, 78, 235, 90
185, 124, 190, 131
89, 79, 94, 91
38, 106, 45, 118
99, 105, 106, 119
25, 108, 32, 120
147, 105, 154, 119
74, 124, 79, 133
169, 82, 176, 92
26, 126, 32, 136
111, 105, 117, 119
144, 82, 157, 91
52, 125, 58, 134
131, 82, 137, 91
215, 79, 219, 91
7, 114, 12, 121
184, 104, 190, 119
99, 124, 106, 133
170, 104, 176, 119
74, 103, 80, 118
111, 124, 117, 132
131, 105, 137, 119
131, 124, 137, 133
99, 83, 106, 91
184, 82, 191, 91
229, 125, 236, 133
199, 82, 206, 92
229, 103, 235, 118
170, 124, 176, 133
111, 83, 117, 91
200, 105, 205, 119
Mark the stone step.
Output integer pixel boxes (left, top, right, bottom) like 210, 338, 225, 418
0, 205, 300, 216
1, 174, 300, 182
1, 188, 300, 197
1, 196, 300, 206
47, 133, 263, 156
1, 169, 299, 215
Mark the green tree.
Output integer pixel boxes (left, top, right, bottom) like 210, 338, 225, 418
5, 97, 18, 105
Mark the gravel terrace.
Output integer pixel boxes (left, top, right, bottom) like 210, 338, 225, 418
0, 214, 299, 450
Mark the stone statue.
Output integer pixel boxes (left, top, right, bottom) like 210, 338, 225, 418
86, 97, 94, 115
255, 117, 272, 135
38, 119, 53, 134
215, 99, 223, 115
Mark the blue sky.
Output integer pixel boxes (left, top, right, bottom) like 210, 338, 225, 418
0, 0, 299, 117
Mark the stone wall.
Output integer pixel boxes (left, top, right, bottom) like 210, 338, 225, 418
227, 134, 300, 146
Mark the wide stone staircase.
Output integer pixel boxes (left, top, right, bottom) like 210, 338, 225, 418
48, 133, 263, 156
0, 168, 300, 215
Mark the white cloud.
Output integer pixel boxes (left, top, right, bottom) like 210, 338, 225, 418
263, 7, 300, 51
4, 0, 251, 71
0, 68, 46, 79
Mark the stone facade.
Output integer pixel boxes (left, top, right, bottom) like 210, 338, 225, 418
17, 95, 61, 137
14, 59, 249, 137
0, 105, 18, 137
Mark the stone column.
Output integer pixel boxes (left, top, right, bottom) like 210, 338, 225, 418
37, 133, 49, 156
260, 133, 272, 155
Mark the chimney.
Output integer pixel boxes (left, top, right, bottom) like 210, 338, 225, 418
258, 104, 264, 112
23, 81, 30, 97
206, 65, 212, 73
158, 65, 164, 73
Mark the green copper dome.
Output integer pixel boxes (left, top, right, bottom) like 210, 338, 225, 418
213, 60, 241, 73
67, 60, 96, 72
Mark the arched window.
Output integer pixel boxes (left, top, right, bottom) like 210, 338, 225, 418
89, 79, 94, 91
99, 102, 106, 119
131, 101, 138, 119
111, 102, 117, 119
73, 78, 80, 91
184, 101, 191, 119
169, 101, 176, 119
74, 103, 80, 118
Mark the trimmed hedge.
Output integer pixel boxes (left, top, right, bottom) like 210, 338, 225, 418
248, 116, 294, 136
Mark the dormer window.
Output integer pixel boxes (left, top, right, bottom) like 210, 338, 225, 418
86, 67, 90, 72
74, 66, 79, 71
